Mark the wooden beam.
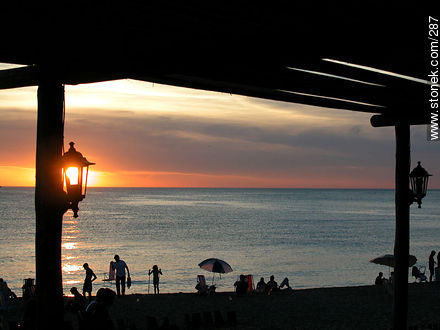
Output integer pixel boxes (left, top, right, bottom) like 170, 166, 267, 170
0, 66, 38, 89
371, 114, 430, 127
0, 61, 425, 118
132, 72, 386, 113
35, 80, 66, 330
0, 65, 126, 90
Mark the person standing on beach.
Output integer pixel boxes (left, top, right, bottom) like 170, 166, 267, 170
436, 252, 440, 281
429, 250, 436, 282
148, 265, 163, 294
112, 255, 130, 297
83, 263, 97, 301
234, 274, 248, 296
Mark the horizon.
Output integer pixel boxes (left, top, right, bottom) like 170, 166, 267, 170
3, 185, 440, 190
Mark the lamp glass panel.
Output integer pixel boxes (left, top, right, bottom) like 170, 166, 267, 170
66, 167, 79, 185
81, 167, 88, 195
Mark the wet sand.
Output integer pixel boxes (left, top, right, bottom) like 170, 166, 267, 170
3, 283, 440, 329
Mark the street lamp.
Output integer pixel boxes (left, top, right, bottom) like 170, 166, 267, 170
62, 142, 95, 217
409, 161, 432, 208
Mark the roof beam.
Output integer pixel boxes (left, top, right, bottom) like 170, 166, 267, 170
371, 114, 431, 127
0, 66, 38, 89
132, 72, 385, 113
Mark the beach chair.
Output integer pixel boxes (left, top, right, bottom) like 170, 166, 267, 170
196, 275, 215, 295
103, 261, 116, 282
245, 275, 254, 293
196, 275, 208, 295
412, 266, 427, 282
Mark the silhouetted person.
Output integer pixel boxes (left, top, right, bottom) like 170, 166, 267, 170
233, 274, 248, 296
83, 263, 97, 301
255, 277, 267, 294
148, 265, 163, 294
436, 252, 440, 281
279, 277, 293, 291
112, 255, 130, 297
84, 288, 116, 330
375, 272, 385, 286
429, 250, 436, 282
0, 278, 17, 304
267, 275, 279, 294
66, 287, 86, 312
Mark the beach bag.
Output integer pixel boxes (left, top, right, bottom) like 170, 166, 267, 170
127, 276, 131, 289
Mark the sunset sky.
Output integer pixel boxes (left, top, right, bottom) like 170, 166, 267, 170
0, 63, 438, 188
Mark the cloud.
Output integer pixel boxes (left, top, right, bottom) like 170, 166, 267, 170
0, 108, 36, 167
0, 80, 438, 188
62, 109, 396, 178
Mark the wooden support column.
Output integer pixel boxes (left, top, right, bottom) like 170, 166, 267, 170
35, 81, 66, 330
393, 120, 411, 330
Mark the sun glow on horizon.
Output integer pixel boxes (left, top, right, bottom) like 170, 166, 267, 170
1, 166, 438, 189
85, 170, 102, 187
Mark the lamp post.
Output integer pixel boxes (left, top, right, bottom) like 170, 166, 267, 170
62, 141, 95, 217
409, 161, 432, 208
35, 82, 95, 330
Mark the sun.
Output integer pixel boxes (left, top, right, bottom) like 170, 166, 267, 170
86, 170, 100, 187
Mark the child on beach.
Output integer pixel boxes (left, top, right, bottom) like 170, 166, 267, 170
148, 265, 163, 294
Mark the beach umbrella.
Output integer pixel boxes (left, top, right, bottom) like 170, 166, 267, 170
369, 254, 417, 268
198, 258, 233, 274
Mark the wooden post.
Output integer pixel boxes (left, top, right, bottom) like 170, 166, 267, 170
35, 81, 66, 329
393, 120, 411, 330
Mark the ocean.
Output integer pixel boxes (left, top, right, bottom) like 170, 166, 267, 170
1, 187, 439, 296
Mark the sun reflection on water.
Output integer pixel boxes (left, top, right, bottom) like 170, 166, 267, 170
62, 264, 82, 274
62, 215, 81, 281
62, 242, 77, 250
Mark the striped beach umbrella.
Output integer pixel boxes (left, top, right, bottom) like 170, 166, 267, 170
198, 258, 233, 274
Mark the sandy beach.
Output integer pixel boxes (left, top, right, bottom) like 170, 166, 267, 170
3, 282, 440, 329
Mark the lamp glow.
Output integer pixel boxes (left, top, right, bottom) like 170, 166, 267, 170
62, 142, 95, 217
65, 167, 79, 185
